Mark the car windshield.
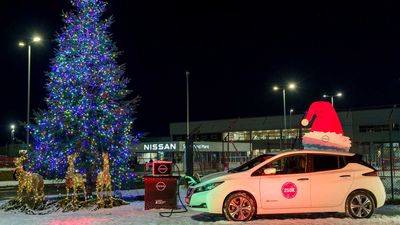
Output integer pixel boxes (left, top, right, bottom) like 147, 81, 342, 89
228, 154, 275, 173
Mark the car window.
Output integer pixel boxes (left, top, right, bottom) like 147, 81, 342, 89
338, 156, 346, 168
253, 155, 306, 176
229, 154, 274, 173
346, 154, 377, 170
312, 155, 339, 172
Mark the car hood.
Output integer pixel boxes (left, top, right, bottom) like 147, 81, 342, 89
199, 171, 228, 183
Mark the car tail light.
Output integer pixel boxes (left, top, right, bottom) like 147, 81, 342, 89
362, 170, 379, 176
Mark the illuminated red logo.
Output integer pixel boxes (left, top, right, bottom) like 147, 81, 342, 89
281, 182, 297, 199
156, 181, 166, 191
157, 165, 168, 174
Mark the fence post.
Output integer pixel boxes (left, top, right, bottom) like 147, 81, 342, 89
389, 122, 394, 200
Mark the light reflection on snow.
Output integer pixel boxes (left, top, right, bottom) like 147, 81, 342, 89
48, 217, 110, 225
0, 188, 397, 225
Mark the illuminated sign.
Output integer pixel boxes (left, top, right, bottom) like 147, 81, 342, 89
183, 144, 210, 150
144, 143, 177, 151
156, 181, 167, 191
135, 141, 250, 152
157, 164, 168, 174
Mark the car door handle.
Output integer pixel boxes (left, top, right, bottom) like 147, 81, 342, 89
340, 175, 351, 177
297, 178, 309, 181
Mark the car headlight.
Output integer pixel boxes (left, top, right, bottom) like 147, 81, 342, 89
195, 181, 224, 193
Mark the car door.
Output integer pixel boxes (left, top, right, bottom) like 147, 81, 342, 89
310, 154, 354, 207
257, 154, 311, 209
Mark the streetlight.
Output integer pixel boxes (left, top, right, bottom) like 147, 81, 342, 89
10, 124, 15, 144
289, 108, 294, 129
19, 35, 41, 150
273, 82, 296, 149
323, 92, 343, 107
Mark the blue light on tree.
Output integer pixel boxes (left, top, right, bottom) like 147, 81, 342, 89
28, 0, 139, 189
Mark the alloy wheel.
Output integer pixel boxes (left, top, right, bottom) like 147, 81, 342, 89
223, 193, 255, 221
346, 191, 375, 219
349, 194, 373, 218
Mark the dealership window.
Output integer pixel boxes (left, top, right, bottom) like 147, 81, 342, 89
200, 135, 208, 140
173, 152, 184, 163
252, 149, 280, 157
251, 128, 309, 141
194, 152, 208, 162
251, 130, 281, 140
359, 124, 400, 133
210, 134, 219, 141
173, 135, 185, 141
223, 131, 251, 141
282, 128, 298, 139
252, 149, 267, 157
226, 152, 248, 163
136, 152, 157, 164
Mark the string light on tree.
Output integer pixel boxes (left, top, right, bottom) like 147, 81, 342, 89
28, 0, 139, 190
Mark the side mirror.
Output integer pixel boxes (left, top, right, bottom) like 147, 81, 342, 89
264, 168, 276, 175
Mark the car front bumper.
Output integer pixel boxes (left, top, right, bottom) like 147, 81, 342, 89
185, 186, 210, 211
185, 185, 227, 214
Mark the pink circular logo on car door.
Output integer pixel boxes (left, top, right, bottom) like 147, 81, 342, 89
281, 182, 297, 199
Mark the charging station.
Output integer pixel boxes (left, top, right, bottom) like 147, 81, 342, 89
144, 161, 179, 210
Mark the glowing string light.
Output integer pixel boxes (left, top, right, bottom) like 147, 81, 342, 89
28, 0, 137, 190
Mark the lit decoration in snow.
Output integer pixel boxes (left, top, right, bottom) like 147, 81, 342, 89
27, 0, 139, 189
65, 153, 87, 202
14, 153, 45, 204
96, 152, 113, 206
301, 101, 351, 151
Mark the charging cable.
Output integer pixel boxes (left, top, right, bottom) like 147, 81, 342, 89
159, 164, 188, 217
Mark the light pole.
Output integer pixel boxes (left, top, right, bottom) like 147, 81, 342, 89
273, 82, 296, 149
185, 70, 193, 177
323, 92, 342, 107
289, 108, 294, 129
19, 36, 41, 150
10, 124, 15, 144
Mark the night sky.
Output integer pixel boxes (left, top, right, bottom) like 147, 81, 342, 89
0, 0, 399, 145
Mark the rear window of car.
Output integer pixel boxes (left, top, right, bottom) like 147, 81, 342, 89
345, 154, 377, 170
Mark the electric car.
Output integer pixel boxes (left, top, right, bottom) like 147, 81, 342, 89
185, 150, 386, 221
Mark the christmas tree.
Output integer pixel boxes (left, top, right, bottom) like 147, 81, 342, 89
28, 0, 138, 189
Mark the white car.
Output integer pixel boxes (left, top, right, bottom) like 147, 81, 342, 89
185, 150, 386, 221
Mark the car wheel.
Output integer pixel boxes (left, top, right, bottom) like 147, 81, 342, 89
345, 190, 375, 219
223, 192, 256, 221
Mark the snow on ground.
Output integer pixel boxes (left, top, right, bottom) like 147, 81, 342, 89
0, 187, 399, 225
0, 180, 64, 187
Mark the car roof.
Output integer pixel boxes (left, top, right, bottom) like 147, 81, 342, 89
274, 149, 355, 157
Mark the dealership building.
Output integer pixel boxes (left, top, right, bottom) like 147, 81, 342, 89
130, 141, 251, 174
131, 106, 399, 173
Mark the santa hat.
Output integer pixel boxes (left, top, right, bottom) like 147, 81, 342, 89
301, 101, 343, 134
